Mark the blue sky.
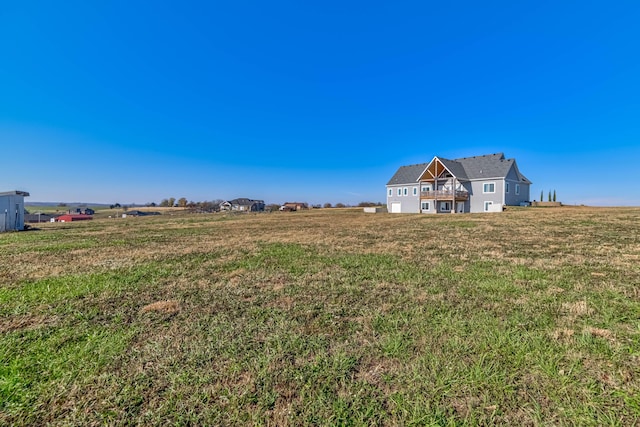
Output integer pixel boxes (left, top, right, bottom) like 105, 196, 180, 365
2, 1, 639, 206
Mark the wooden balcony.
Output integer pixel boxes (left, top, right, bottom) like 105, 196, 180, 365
421, 190, 469, 200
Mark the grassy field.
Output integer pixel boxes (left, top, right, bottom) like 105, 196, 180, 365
1, 207, 639, 425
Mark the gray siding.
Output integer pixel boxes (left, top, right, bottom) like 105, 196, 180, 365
0, 195, 26, 232
504, 167, 531, 206
386, 184, 420, 213
469, 180, 504, 213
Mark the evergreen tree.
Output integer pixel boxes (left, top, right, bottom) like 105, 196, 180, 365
553, 190, 556, 202
540, 190, 543, 201
548, 191, 552, 202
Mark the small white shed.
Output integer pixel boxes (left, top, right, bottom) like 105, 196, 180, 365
0, 191, 30, 232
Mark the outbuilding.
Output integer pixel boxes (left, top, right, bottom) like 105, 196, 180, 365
0, 190, 30, 232
56, 214, 93, 223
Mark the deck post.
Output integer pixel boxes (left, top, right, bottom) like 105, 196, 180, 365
452, 177, 456, 213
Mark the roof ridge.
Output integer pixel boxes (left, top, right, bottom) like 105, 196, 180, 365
454, 152, 504, 161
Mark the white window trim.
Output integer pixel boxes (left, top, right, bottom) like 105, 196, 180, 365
388, 188, 392, 197
515, 184, 520, 195
397, 188, 401, 196
421, 201, 430, 211
413, 187, 417, 196
483, 182, 496, 194
505, 182, 510, 194
403, 187, 408, 196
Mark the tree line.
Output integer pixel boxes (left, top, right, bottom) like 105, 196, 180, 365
110, 199, 385, 212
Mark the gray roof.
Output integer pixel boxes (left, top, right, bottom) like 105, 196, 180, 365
229, 198, 264, 206
0, 190, 30, 197
386, 162, 430, 185
439, 157, 470, 180
387, 153, 531, 185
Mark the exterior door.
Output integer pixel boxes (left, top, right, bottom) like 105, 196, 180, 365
391, 202, 401, 213
0, 213, 6, 232
456, 202, 464, 213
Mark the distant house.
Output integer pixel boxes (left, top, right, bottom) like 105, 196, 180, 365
386, 153, 531, 214
123, 210, 161, 217
220, 198, 265, 212
69, 207, 95, 215
0, 190, 29, 232
280, 202, 308, 211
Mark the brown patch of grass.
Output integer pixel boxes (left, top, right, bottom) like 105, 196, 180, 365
547, 286, 565, 294
585, 326, 614, 341
0, 314, 59, 333
551, 328, 575, 341
140, 300, 180, 315
561, 300, 592, 316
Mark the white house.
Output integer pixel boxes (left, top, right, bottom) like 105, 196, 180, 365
386, 153, 531, 214
0, 191, 30, 231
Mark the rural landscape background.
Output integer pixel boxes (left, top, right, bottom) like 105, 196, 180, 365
2, 206, 639, 425
3, 1, 640, 425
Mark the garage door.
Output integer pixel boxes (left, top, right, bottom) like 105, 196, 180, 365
391, 202, 401, 213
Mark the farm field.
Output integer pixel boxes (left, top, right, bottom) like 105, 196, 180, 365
1, 207, 639, 425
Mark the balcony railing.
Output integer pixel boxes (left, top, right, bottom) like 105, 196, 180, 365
421, 190, 469, 200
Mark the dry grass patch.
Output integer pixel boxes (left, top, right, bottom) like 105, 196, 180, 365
585, 326, 614, 341
0, 314, 60, 333
551, 328, 575, 341
140, 300, 181, 315
561, 300, 592, 316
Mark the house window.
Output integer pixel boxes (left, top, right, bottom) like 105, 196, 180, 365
422, 185, 431, 192
397, 188, 402, 196
421, 201, 430, 211
413, 187, 417, 196
505, 182, 510, 193
483, 182, 495, 193
515, 184, 520, 195
403, 187, 408, 196
440, 201, 451, 212
388, 188, 392, 197
484, 201, 493, 212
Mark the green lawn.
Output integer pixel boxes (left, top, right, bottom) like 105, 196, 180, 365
1, 207, 639, 425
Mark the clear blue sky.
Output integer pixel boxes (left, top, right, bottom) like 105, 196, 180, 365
2, 1, 639, 206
